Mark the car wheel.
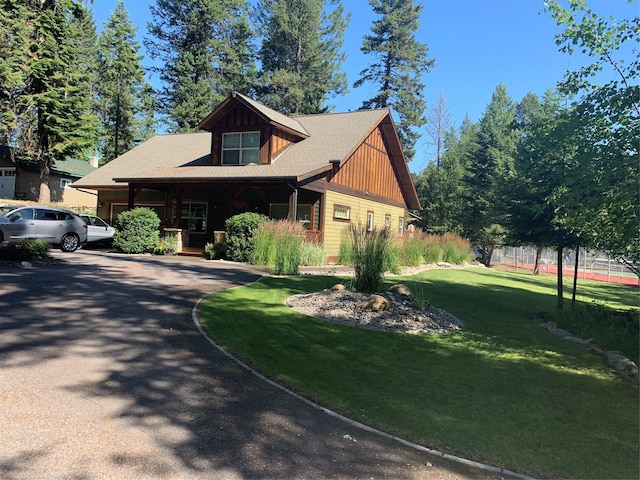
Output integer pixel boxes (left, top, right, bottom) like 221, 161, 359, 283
60, 233, 80, 252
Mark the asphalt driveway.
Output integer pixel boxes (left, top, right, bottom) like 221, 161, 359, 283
0, 249, 505, 479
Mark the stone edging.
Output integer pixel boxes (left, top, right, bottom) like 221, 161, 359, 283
533, 312, 640, 384
192, 294, 536, 480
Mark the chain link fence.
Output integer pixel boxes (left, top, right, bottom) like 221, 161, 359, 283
491, 246, 639, 286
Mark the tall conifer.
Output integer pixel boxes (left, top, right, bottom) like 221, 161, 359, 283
146, 0, 256, 132
0, 0, 100, 203
354, 0, 434, 161
255, 0, 349, 115
96, 1, 155, 162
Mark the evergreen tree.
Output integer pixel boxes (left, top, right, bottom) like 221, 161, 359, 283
146, 0, 256, 132
0, 0, 100, 203
96, 1, 155, 162
354, 0, 434, 161
462, 83, 517, 264
415, 117, 476, 234
254, 0, 349, 115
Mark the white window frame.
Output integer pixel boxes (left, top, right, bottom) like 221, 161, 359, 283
60, 178, 73, 189
366, 211, 374, 231
221, 131, 260, 165
398, 217, 405, 236
333, 204, 350, 221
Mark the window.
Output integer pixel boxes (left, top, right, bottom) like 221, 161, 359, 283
366, 211, 374, 231
2, 169, 15, 176
60, 178, 72, 189
222, 131, 260, 165
180, 202, 207, 233
333, 204, 350, 221
385, 214, 391, 229
398, 217, 404, 236
269, 204, 313, 229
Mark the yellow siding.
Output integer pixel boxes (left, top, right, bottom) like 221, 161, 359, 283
323, 190, 406, 260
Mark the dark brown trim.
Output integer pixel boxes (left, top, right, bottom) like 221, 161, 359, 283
327, 182, 406, 209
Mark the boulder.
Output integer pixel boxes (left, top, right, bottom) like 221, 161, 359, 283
357, 295, 390, 311
548, 327, 572, 338
388, 284, 411, 296
606, 351, 639, 375
331, 283, 346, 291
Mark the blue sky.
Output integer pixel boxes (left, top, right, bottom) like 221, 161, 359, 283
91, 0, 637, 171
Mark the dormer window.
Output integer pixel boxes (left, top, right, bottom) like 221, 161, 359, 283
222, 131, 260, 165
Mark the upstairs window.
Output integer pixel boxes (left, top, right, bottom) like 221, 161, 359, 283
222, 131, 260, 165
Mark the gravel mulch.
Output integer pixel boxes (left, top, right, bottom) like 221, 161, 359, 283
286, 288, 464, 335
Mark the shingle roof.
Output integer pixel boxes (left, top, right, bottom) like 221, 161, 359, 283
74, 108, 390, 187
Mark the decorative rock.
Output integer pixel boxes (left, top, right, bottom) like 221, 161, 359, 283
331, 283, 346, 291
388, 284, 411, 296
606, 351, 639, 375
20, 261, 33, 268
357, 295, 390, 311
563, 335, 587, 344
548, 327, 572, 338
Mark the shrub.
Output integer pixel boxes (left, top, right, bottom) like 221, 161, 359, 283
155, 234, 178, 255
398, 234, 424, 267
224, 212, 269, 262
252, 220, 307, 274
113, 207, 160, 254
0, 239, 51, 261
441, 233, 472, 264
204, 242, 225, 260
337, 229, 354, 265
423, 241, 443, 263
300, 241, 327, 266
350, 223, 390, 293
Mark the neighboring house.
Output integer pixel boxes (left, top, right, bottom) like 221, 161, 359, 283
72, 92, 421, 261
0, 146, 98, 207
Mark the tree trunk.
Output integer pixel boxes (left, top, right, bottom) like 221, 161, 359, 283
533, 246, 542, 275
37, 154, 51, 204
572, 245, 580, 307
556, 246, 564, 312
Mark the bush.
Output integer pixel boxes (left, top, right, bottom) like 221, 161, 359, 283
0, 239, 51, 261
350, 223, 390, 293
155, 234, 178, 255
204, 242, 225, 260
224, 212, 269, 262
252, 220, 309, 274
300, 241, 327, 266
441, 233, 472, 264
337, 230, 354, 265
112, 207, 160, 254
398, 235, 424, 267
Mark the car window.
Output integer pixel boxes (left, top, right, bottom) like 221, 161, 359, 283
37, 209, 58, 221
93, 217, 107, 227
10, 208, 34, 221
61, 212, 74, 220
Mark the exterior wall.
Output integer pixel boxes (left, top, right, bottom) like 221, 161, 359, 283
322, 189, 406, 261
12, 169, 95, 207
330, 127, 405, 203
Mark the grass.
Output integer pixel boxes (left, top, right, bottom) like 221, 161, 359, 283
200, 267, 639, 479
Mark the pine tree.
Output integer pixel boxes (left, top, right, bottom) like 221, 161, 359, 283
254, 0, 349, 115
96, 1, 155, 162
462, 83, 517, 263
0, 0, 100, 203
146, 0, 257, 132
354, 0, 434, 161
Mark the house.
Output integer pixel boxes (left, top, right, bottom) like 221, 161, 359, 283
0, 145, 98, 207
72, 92, 421, 261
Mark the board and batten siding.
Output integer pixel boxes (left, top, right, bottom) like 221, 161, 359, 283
323, 190, 406, 260
330, 127, 405, 204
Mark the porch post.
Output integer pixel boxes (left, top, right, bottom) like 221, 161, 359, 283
127, 184, 135, 210
288, 182, 298, 222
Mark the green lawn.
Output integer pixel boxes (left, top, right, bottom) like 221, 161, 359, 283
200, 267, 639, 479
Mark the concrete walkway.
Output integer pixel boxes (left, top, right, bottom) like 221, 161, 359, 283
1, 249, 509, 479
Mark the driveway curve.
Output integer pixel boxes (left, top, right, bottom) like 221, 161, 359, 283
1, 249, 504, 479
